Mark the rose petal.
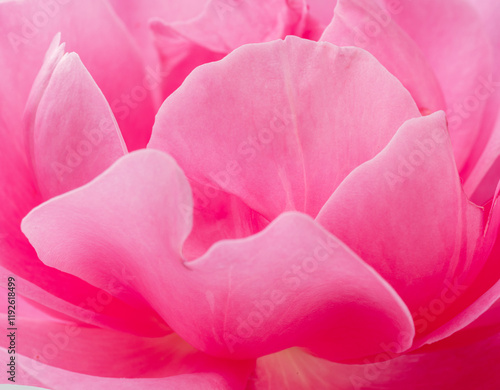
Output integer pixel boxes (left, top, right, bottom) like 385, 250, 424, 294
306, 0, 337, 26
321, 0, 445, 115
247, 332, 500, 390
0, 0, 155, 150
0, 315, 171, 377
10, 347, 252, 390
461, 0, 500, 202
379, 0, 493, 169
0, 2, 165, 334
0, 36, 163, 337
154, 0, 307, 53
465, 106, 500, 205
22, 150, 415, 361
151, 0, 308, 96
25, 38, 127, 199
317, 112, 491, 345
150, 21, 224, 98
411, 183, 500, 349
422, 292, 500, 353
0, 161, 168, 338
181, 186, 269, 260
183, 212, 415, 361
149, 36, 420, 225
0, 253, 170, 338
107, 0, 205, 70
22, 150, 194, 317
0, 289, 249, 383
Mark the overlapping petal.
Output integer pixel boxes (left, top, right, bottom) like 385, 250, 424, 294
0, 1, 498, 388
149, 36, 420, 228
106, 0, 205, 70
306, 0, 337, 26
317, 112, 499, 347
462, 0, 500, 204
22, 149, 415, 362
246, 331, 500, 390
465, 112, 500, 204
24, 37, 127, 199
412, 183, 500, 349
321, 0, 445, 115
0, 255, 169, 338
0, 289, 250, 385
0, 33, 163, 336
151, 0, 308, 96
0, 0, 155, 150
6, 347, 252, 390
378, 0, 493, 169
0, 315, 170, 377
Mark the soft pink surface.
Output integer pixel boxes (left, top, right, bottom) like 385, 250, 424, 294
321, 0, 445, 115
8, 344, 253, 389
149, 36, 420, 255
376, 0, 493, 170
306, 0, 337, 25
25, 37, 127, 199
246, 332, 500, 389
0, 33, 166, 336
150, 0, 309, 97
22, 150, 414, 362
463, 0, 500, 204
0, 0, 155, 151
107, 0, 205, 69
317, 112, 498, 343
0, 0, 499, 388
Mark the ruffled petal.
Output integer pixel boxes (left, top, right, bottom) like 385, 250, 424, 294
462, 0, 500, 203
317, 112, 492, 345
305, 0, 337, 26
150, 0, 308, 96
379, 0, 493, 169
0, 254, 170, 338
247, 332, 500, 390
6, 348, 252, 389
0, 315, 171, 377
0, 0, 155, 150
106, 0, 205, 69
0, 2, 164, 334
465, 112, 500, 205
412, 184, 500, 349
0, 33, 162, 337
22, 150, 415, 362
0, 288, 250, 384
24, 36, 127, 199
321, 0, 445, 115
0, 163, 168, 337
149, 36, 419, 229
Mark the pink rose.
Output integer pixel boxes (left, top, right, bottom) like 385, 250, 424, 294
1, 0, 500, 389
